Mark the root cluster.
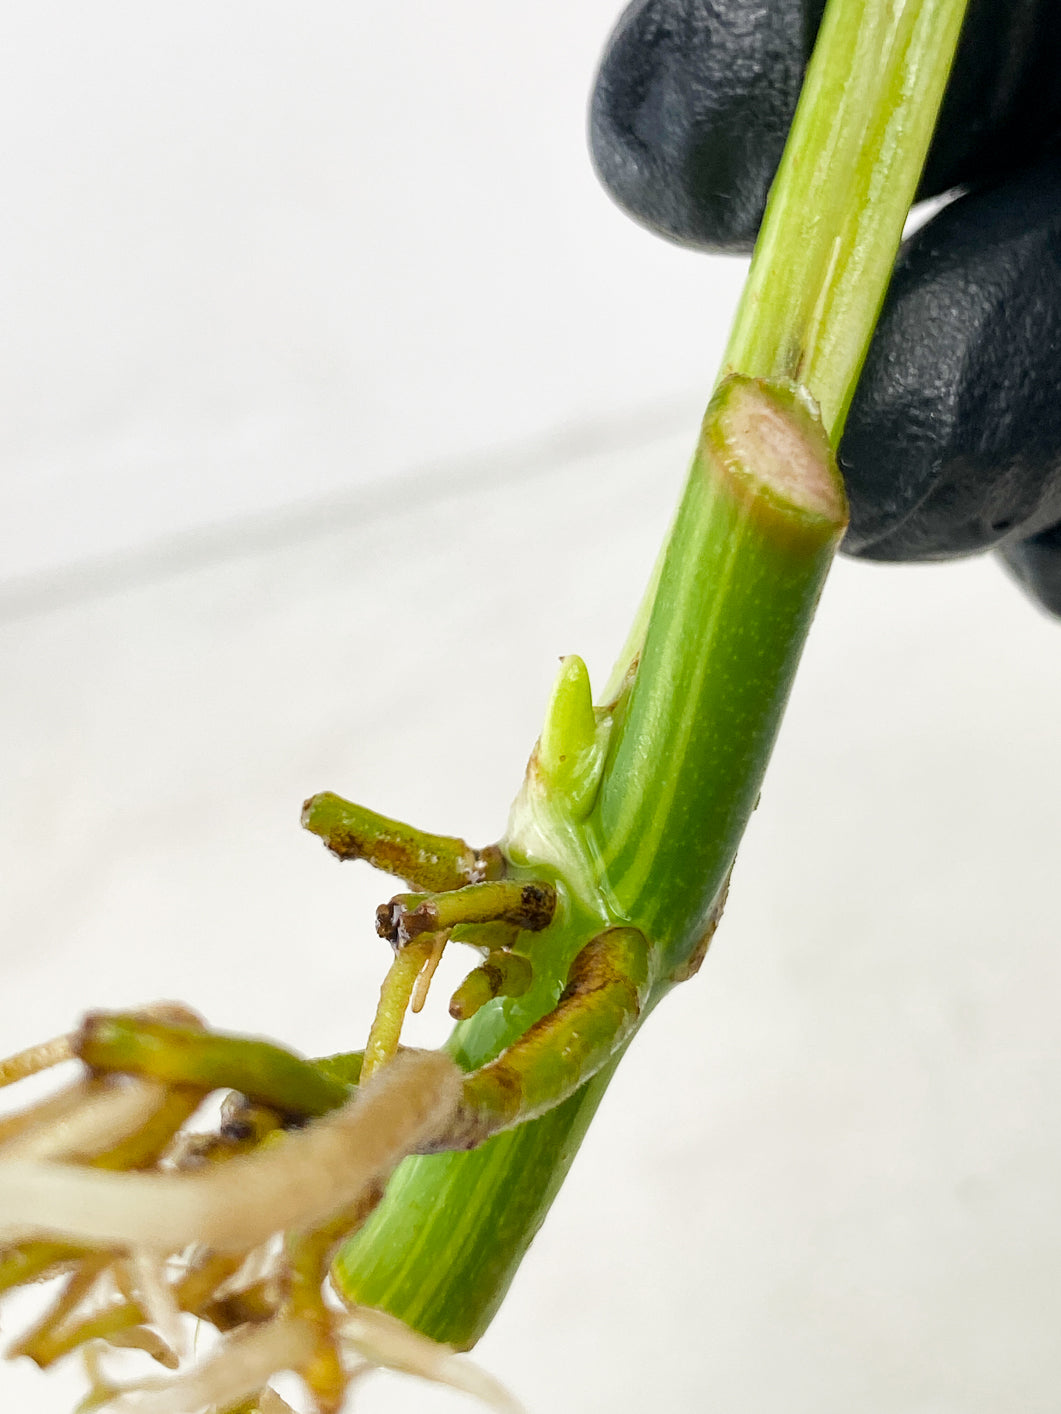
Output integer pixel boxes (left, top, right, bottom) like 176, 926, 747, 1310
0, 1015, 522, 1414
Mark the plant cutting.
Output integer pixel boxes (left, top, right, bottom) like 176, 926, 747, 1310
0, 0, 1008, 1409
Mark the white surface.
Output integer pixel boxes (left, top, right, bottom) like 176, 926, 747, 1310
2, 5, 1060, 1412
1, 0, 737, 584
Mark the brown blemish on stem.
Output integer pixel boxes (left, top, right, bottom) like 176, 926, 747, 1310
669, 872, 731, 984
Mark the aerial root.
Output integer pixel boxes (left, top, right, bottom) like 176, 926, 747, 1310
0, 1031, 75, 1088
376, 879, 556, 946
97, 1326, 179, 1370
410, 929, 449, 1014
339, 1308, 527, 1413
0, 1029, 525, 1412
361, 938, 442, 1081
122, 1253, 186, 1361
0, 872, 537, 1414
71, 1306, 527, 1414
0, 1049, 461, 1250
99, 1316, 318, 1413
300, 790, 504, 893
0, 1078, 171, 1165
255, 1390, 300, 1414
8, 1254, 113, 1365
448, 948, 533, 1021
74, 1307, 527, 1414
0, 1076, 170, 1162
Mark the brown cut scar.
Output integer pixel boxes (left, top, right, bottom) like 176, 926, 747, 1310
670, 872, 731, 984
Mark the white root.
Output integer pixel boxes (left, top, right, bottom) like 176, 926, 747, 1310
340, 1308, 527, 1414
0, 1050, 460, 1251
0, 1080, 100, 1153
0, 1079, 169, 1164
410, 931, 449, 1014
88, 1306, 523, 1414
257, 1389, 299, 1414
124, 1252, 186, 1362
0, 1032, 75, 1087
208, 1238, 281, 1305
0, 1043, 511, 1414
103, 1328, 180, 1371
100, 1317, 317, 1413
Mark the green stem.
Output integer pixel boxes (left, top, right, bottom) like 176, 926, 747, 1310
724, 0, 969, 442
333, 1059, 620, 1347
594, 377, 844, 969
335, 0, 968, 1349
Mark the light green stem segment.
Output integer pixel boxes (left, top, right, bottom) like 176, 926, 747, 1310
334, 0, 968, 1352
724, 0, 969, 443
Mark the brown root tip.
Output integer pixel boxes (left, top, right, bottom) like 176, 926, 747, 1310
447, 970, 497, 1023
376, 898, 440, 946
516, 882, 557, 933
375, 903, 400, 944
399, 905, 440, 941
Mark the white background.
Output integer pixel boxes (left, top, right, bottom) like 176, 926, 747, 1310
1, 4, 1059, 1412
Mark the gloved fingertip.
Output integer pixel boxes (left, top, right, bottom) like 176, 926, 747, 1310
998, 523, 1061, 620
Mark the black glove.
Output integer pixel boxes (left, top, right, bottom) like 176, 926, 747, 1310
589, 0, 1061, 616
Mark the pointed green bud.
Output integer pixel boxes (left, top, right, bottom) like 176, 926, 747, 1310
537, 655, 609, 819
